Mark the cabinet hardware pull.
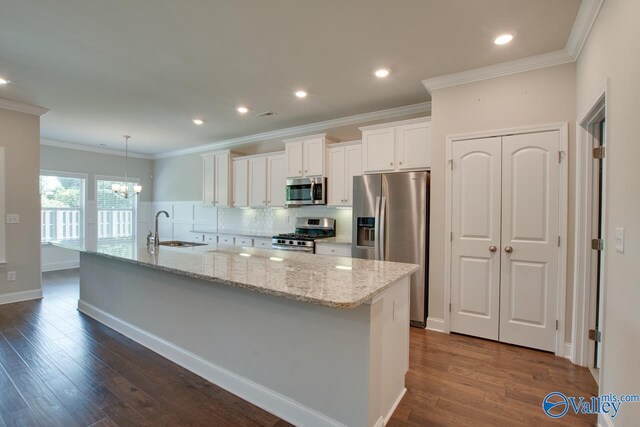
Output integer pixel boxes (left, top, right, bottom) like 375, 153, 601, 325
504, 246, 513, 253
489, 245, 497, 252
390, 162, 393, 166
399, 161, 403, 165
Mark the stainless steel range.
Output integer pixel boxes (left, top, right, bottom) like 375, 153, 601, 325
272, 217, 336, 253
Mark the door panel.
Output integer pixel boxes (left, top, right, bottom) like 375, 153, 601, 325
286, 141, 303, 177
500, 131, 559, 352
345, 145, 362, 205
397, 122, 431, 170
450, 137, 502, 340
363, 129, 395, 172
214, 152, 229, 206
202, 155, 215, 206
327, 147, 346, 205
249, 157, 267, 208
451, 138, 501, 340
304, 138, 325, 176
233, 159, 248, 207
267, 154, 287, 207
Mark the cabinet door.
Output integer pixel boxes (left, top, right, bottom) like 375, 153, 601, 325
303, 138, 325, 176
327, 147, 346, 205
202, 154, 215, 206
233, 159, 249, 207
362, 128, 395, 173
249, 157, 267, 207
344, 144, 362, 205
214, 152, 230, 206
267, 154, 287, 207
286, 141, 303, 178
397, 122, 431, 170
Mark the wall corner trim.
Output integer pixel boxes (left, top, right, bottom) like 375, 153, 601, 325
421, 0, 604, 94
0, 98, 49, 116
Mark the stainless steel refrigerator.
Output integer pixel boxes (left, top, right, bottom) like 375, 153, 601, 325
351, 172, 430, 327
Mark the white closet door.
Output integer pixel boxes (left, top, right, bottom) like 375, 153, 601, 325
499, 131, 559, 352
450, 137, 502, 340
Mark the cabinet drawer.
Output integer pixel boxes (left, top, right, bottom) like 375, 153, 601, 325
192, 234, 205, 243
204, 235, 217, 244
254, 238, 272, 249
315, 244, 351, 257
234, 236, 253, 247
218, 235, 235, 245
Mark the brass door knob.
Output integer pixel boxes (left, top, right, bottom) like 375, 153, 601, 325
504, 246, 513, 253
489, 245, 497, 252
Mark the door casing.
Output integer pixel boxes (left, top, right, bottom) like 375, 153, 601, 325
443, 123, 569, 357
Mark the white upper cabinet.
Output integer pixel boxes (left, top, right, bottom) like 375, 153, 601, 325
397, 121, 432, 170
249, 156, 267, 208
267, 153, 287, 207
286, 141, 303, 177
327, 142, 362, 206
360, 118, 431, 174
202, 150, 239, 207
202, 154, 216, 205
232, 158, 249, 208
284, 134, 337, 178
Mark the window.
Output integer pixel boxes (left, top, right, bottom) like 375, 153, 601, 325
96, 177, 138, 242
40, 172, 86, 243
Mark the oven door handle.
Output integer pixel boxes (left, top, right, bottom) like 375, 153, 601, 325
271, 244, 313, 252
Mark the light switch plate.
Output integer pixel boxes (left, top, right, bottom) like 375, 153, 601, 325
7, 271, 16, 281
615, 227, 624, 253
6, 214, 19, 224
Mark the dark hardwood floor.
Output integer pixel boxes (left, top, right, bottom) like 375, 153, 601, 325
0, 270, 597, 426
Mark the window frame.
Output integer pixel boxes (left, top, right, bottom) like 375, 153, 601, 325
40, 169, 88, 244
94, 174, 140, 242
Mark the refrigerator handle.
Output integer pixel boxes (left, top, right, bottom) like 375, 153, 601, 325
374, 196, 381, 260
379, 196, 386, 260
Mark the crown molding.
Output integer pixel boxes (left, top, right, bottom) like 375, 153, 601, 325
41, 138, 152, 160
422, 49, 574, 94
0, 98, 49, 116
566, 0, 605, 60
153, 101, 431, 159
422, 0, 604, 94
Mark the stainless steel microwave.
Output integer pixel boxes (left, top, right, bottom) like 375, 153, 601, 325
285, 177, 327, 206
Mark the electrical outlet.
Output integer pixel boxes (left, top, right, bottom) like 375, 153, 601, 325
7, 271, 16, 281
6, 214, 19, 224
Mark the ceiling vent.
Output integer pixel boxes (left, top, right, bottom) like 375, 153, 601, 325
257, 111, 277, 117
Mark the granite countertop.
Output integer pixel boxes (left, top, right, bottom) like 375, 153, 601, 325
53, 240, 418, 309
315, 237, 352, 246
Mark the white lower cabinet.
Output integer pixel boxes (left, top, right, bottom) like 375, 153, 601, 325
192, 234, 205, 243
254, 238, 273, 249
218, 235, 235, 245
234, 236, 253, 247
204, 234, 217, 245
315, 244, 351, 257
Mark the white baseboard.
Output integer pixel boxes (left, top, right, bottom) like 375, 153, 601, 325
0, 289, 43, 306
384, 388, 407, 425
426, 317, 445, 333
599, 412, 615, 427
78, 300, 347, 427
42, 261, 80, 272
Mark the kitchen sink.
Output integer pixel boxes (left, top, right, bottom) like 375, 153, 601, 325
158, 241, 207, 248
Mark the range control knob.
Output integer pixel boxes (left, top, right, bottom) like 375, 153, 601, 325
289, 240, 294, 245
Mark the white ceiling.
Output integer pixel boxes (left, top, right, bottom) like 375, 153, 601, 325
0, 0, 581, 155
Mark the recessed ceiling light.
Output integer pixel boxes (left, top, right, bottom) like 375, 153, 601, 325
192, 118, 205, 125
236, 106, 249, 114
0, 78, 9, 85
295, 90, 308, 98
374, 68, 390, 78
494, 33, 514, 45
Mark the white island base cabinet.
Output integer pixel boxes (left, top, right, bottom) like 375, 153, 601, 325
77, 253, 409, 427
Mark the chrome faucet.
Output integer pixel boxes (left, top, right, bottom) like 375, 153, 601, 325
154, 210, 170, 247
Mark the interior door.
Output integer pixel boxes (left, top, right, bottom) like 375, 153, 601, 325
499, 131, 559, 352
450, 137, 502, 340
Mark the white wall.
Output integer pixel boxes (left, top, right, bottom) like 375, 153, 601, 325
576, 0, 640, 425
429, 63, 577, 343
40, 144, 154, 270
0, 107, 42, 303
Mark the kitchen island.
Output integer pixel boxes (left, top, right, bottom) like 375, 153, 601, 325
55, 241, 418, 427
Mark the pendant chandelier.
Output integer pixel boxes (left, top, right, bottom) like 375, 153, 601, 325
112, 135, 142, 199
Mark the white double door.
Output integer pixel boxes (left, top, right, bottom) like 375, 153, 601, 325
450, 131, 560, 352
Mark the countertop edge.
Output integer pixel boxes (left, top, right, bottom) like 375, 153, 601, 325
67, 245, 418, 310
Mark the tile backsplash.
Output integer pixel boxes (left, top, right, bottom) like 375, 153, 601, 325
151, 201, 352, 240
218, 206, 353, 238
